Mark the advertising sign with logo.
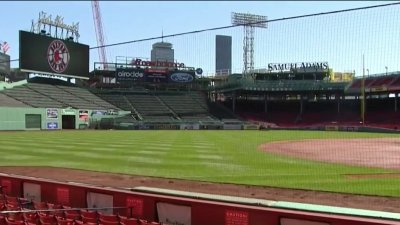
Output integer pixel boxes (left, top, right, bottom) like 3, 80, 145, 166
91, 110, 108, 116
62, 109, 76, 115
268, 62, 329, 72
180, 124, 200, 130
169, 71, 195, 83
79, 110, 89, 121
225, 210, 248, 225
46, 108, 58, 119
115, 68, 145, 82
47, 122, 58, 129
47, 40, 70, 73
145, 70, 169, 83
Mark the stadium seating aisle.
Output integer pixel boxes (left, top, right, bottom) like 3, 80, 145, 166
0, 194, 167, 225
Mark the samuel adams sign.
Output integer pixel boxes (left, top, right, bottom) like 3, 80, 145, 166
268, 62, 329, 72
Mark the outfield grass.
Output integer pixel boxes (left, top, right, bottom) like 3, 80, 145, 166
0, 130, 399, 197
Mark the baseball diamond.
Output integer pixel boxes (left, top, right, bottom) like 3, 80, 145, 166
1, 2, 400, 225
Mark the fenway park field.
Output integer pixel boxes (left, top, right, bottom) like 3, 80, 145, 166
1, 130, 400, 201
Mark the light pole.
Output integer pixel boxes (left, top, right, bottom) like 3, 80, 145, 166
366, 69, 369, 76
385, 66, 388, 76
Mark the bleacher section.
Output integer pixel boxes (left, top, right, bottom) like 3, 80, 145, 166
125, 94, 176, 121
1, 85, 65, 108
95, 91, 234, 123
346, 73, 400, 93
56, 85, 117, 110
158, 93, 216, 121
0, 93, 29, 108
0, 83, 119, 110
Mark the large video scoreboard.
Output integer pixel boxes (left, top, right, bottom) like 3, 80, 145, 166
19, 30, 89, 79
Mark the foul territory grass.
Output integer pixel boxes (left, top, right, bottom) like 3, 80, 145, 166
0, 130, 399, 197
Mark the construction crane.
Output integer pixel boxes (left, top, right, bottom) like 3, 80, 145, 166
91, 0, 108, 70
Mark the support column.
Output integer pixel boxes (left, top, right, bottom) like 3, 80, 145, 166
264, 93, 268, 113
232, 92, 236, 113
395, 94, 398, 112
336, 94, 341, 114
299, 95, 304, 115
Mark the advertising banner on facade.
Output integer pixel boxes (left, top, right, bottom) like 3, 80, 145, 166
145, 69, 169, 83
115, 68, 145, 82
180, 124, 200, 130
46, 108, 58, 119
47, 122, 59, 129
79, 110, 89, 121
169, 71, 195, 83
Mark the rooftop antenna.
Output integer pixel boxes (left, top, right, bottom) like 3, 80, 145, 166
161, 29, 164, 43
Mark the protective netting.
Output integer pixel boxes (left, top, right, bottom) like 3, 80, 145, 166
93, 3, 400, 77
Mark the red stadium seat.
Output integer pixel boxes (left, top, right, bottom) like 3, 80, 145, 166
118, 216, 138, 225
6, 213, 23, 222
23, 212, 39, 225
79, 210, 97, 220
81, 216, 97, 224
98, 219, 119, 225
98, 212, 118, 223
0, 215, 6, 225
5, 203, 20, 211
5, 217, 24, 225
55, 217, 74, 225
5, 196, 18, 205
64, 211, 80, 221
33, 202, 48, 211
38, 213, 56, 225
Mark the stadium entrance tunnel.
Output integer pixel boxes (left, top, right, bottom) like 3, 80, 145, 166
62, 115, 75, 129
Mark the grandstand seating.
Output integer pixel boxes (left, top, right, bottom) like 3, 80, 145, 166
56, 86, 117, 110
0, 83, 119, 110
95, 95, 131, 112
0, 93, 29, 108
0, 194, 166, 225
1, 85, 65, 108
95, 91, 230, 123
347, 74, 400, 92
389, 76, 400, 88
234, 96, 400, 130
125, 94, 176, 121
157, 93, 215, 121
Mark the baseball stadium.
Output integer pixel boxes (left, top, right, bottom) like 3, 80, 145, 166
0, 2, 400, 225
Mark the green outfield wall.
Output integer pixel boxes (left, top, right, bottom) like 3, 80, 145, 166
0, 107, 132, 131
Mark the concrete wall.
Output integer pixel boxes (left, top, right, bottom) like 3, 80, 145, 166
0, 107, 50, 130
0, 107, 91, 130
0, 173, 397, 225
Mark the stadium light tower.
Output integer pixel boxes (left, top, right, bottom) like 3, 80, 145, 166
232, 12, 267, 76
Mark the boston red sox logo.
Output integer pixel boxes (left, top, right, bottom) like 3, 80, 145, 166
47, 40, 70, 73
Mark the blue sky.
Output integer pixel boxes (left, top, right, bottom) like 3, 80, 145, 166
1, 1, 399, 76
